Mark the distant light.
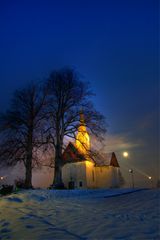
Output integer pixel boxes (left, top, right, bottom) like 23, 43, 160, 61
129, 169, 133, 173
0, 176, 4, 180
148, 176, 152, 180
123, 152, 129, 158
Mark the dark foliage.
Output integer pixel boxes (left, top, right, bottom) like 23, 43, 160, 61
14, 178, 26, 189
0, 185, 13, 195
0, 82, 48, 188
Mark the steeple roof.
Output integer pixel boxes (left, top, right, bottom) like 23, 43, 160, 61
62, 142, 85, 164
79, 111, 85, 125
62, 145, 120, 168
110, 152, 120, 167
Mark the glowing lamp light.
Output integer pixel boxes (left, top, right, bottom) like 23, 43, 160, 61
0, 176, 4, 180
123, 152, 129, 158
148, 176, 152, 180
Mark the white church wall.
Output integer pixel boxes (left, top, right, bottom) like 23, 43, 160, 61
85, 161, 96, 188
62, 162, 87, 189
62, 161, 121, 189
110, 167, 121, 188
94, 166, 113, 188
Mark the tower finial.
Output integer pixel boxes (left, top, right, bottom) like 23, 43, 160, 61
80, 110, 85, 125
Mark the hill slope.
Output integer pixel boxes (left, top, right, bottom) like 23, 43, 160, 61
0, 189, 159, 239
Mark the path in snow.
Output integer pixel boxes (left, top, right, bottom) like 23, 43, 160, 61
0, 189, 159, 239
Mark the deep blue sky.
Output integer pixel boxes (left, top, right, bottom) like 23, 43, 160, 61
0, 0, 159, 186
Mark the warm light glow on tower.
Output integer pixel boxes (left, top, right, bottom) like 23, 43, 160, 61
75, 112, 90, 154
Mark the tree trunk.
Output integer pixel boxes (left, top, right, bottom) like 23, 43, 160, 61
52, 144, 64, 189
53, 162, 63, 187
25, 128, 33, 189
25, 158, 32, 189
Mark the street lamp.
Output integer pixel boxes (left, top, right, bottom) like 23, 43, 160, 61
123, 152, 129, 158
123, 151, 135, 188
148, 176, 153, 188
129, 169, 135, 188
0, 176, 7, 181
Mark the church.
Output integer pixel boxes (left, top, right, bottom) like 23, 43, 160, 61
61, 113, 122, 189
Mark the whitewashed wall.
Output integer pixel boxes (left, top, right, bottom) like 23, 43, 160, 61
85, 161, 96, 188
62, 161, 121, 189
62, 162, 87, 189
94, 166, 113, 188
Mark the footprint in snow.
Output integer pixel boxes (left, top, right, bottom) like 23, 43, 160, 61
25, 224, 35, 229
6, 197, 23, 203
1, 228, 11, 233
0, 219, 6, 223
1, 222, 10, 227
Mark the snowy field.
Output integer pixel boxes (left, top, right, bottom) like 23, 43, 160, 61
0, 189, 159, 240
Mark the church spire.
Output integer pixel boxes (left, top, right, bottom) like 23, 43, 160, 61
75, 112, 90, 154
80, 110, 85, 125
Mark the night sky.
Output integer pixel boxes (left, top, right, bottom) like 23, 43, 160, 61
0, 0, 159, 187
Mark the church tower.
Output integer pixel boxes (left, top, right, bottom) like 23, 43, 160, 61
75, 112, 90, 155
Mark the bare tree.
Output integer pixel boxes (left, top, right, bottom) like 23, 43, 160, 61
46, 68, 107, 188
0, 82, 48, 188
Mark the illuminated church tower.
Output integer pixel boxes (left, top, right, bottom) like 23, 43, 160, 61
75, 112, 90, 155
62, 112, 121, 189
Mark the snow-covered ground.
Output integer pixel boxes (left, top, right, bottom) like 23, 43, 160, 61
0, 189, 159, 239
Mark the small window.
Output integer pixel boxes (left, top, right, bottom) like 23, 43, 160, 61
79, 181, 83, 187
68, 181, 75, 189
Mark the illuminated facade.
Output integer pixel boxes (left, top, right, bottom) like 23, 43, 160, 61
62, 113, 122, 189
